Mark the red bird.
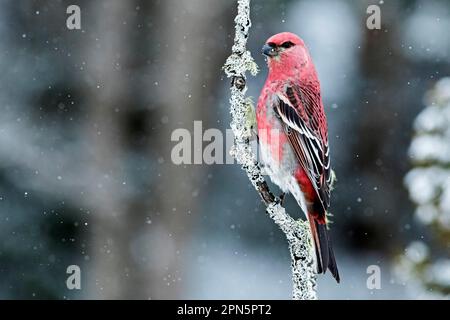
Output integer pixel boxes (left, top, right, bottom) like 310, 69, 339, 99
256, 32, 339, 282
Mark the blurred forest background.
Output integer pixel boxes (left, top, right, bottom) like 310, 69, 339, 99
0, 0, 449, 299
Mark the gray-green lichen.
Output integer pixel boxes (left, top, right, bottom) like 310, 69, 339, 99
224, 0, 318, 300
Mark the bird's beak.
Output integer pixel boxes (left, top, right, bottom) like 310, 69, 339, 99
262, 44, 277, 57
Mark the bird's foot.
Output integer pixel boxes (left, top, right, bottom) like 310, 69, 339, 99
279, 192, 286, 206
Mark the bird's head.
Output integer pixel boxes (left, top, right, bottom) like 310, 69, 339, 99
262, 32, 310, 75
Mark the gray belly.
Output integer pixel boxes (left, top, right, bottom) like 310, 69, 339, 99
258, 117, 308, 215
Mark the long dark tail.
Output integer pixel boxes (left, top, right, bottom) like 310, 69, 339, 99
307, 213, 340, 283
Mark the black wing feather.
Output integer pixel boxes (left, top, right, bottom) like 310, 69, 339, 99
274, 86, 331, 211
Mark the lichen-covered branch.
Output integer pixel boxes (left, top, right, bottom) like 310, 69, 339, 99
223, 0, 317, 300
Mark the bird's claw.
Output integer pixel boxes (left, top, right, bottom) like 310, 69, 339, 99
279, 192, 286, 206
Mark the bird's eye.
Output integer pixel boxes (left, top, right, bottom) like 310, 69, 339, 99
280, 41, 295, 49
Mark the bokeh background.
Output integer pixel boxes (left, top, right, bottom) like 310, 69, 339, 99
0, 0, 449, 299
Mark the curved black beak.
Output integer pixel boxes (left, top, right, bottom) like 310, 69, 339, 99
262, 43, 277, 57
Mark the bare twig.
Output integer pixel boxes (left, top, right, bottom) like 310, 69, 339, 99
223, 0, 317, 300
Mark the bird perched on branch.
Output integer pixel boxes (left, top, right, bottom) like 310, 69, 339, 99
256, 32, 340, 282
